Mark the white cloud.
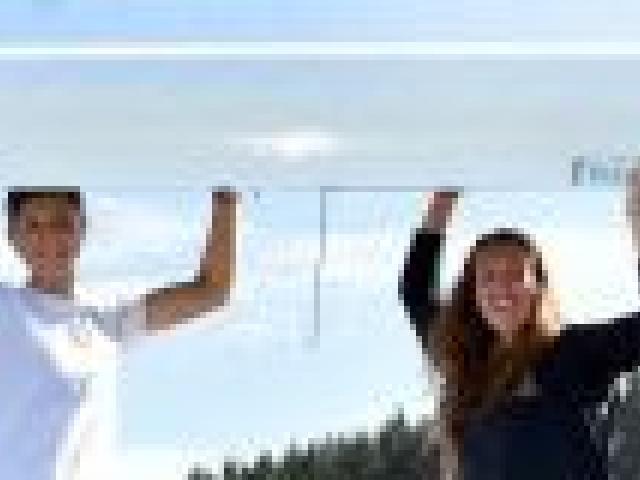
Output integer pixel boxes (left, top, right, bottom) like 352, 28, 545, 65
232, 130, 339, 161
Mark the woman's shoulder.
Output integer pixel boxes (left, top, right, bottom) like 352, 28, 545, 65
553, 320, 608, 355
556, 312, 640, 355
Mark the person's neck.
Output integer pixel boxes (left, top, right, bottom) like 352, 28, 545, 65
497, 329, 516, 346
28, 278, 74, 299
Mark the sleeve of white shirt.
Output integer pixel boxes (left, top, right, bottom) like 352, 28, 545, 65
88, 301, 147, 348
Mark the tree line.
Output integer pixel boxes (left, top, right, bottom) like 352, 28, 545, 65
187, 370, 640, 480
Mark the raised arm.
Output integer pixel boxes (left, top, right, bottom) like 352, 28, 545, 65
141, 189, 238, 333
573, 168, 640, 378
399, 190, 459, 344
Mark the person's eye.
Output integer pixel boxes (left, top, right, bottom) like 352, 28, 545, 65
51, 218, 75, 231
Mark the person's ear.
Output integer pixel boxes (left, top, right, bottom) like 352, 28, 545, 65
7, 227, 24, 258
6, 222, 17, 246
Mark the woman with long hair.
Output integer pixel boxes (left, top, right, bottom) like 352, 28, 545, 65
399, 183, 640, 480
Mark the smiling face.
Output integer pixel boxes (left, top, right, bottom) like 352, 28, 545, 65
473, 246, 542, 343
9, 195, 84, 294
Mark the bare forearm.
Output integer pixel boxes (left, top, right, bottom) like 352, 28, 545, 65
143, 191, 238, 332
144, 280, 230, 331
197, 195, 237, 290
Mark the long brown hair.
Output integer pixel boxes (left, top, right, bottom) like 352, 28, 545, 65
429, 228, 559, 458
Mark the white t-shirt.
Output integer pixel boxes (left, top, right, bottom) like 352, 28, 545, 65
0, 284, 145, 480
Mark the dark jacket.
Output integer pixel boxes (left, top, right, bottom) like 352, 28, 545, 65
399, 228, 640, 480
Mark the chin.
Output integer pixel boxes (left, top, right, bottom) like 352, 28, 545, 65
487, 312, 524, 332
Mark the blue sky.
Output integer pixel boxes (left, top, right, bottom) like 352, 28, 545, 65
99, 189, 640, 479
2, 57, 640, 477
1, 187, 638, 480
4, 1, 640, 41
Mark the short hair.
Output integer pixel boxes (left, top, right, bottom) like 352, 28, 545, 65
5, 187, 85, 233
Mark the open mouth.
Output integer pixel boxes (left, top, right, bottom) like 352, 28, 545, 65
493, 298, 515, 310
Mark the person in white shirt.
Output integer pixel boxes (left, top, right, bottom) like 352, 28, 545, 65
0, 187, 238, 480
